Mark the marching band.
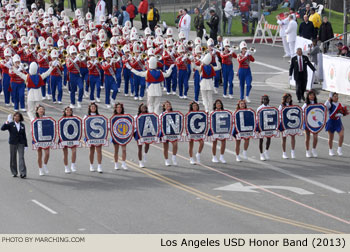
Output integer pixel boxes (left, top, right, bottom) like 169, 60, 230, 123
0, 1, 348, 179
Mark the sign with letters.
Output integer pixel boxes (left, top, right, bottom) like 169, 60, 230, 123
58, 116, 82, 147
233, 109, 256, 139
136, 113, 159, 144
281, 105, 303, 136
210, 110, 233, 140
84, 115, 108, 147
185, 111, 208, 141
304, 104, 327, 134
31, 117, 57, 149
160, 111, 184, 142
257, 107, 279, 137
110, 114, 134, 145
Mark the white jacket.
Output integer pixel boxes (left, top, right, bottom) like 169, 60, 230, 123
179, 14, 191, 31
224, 1, 234, 18
285, 19, 297, 43
277, 17, 289, 37
95, 0, 106, 24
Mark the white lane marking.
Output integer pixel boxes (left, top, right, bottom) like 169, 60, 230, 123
253, 60, 289, 72
319, 136, 350, 147
204, 142, 346, 194
31, 199, 58, 214
214, 182, 314, 195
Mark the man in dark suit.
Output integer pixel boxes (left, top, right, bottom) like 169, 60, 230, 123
1, 112, 28, 178
289, 47, 316, 103
206, 9, 219, 45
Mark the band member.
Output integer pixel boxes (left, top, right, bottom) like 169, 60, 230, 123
37, 41, 51, 99
207, 39, 221, 94
122, 44, 133, 96
160, 101, 178, 166
237, 41, 254, 103
279, 93, 296, 159
221, 39, 237, 98
194, 53, 221, 113
134, 103, 150, 168
35, 105, 50, 176
101, 49, 118, 108
233, 100, 250, 162
127, 56, 174, 115
49, 49, 64, 104
325, 92, 348, 156
1, 112, 28, 178
78, 43, 89, 99
66, 46, 83, 108
11, 62, 53, 121
61, 107, 77, 174
188, 101, 204, 165
175, 45, 189, 99
112, 103, 128, 170
163, 38, 177, 95
210, 99, 226, 163
192, 45, 203, 103
0, 48, 13, 106
86, 103, 103, 173
9, 54, 26, 112
129, 43, 146, 101
303, 90, 319, 158
87, 48, 102, 102
257, 95, 271, 161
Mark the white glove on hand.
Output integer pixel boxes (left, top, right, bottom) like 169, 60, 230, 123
24, 147, 28, 152
125, 63, 132, 70
289, 76, 292, 82
162, 21, 167, 28
335, 113, 343, 118
7, 114, 13, 123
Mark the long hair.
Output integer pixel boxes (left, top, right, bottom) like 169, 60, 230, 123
213, 99, 224, 110
281, 93, 293, 106
329, 92, 338, 106
88, 102, 99, 115
236, 99, 247, 110
35, 104, 45, 118
261, 95, 270, 105
306, 89, 318, 105
63, 106, 73, 117
162, 100, 173, 112
113, 103, 125, 115
189, 101, 200, 111
138, 103, 148, 115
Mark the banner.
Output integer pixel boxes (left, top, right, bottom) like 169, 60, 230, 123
58, 116, 82, 148
322, 54, 350, 96
160, 111, 184, 142
281, 106, 303, 136
209, 110, 233, 140
294, 36, 312, 54
304, 104, 327, 134
185, 111, 208, 141
84, 115, 108, 147
31, 117, 57, 149
257, 107, 279, 138
110, 114, 134, 145
136, 113, 159, 144
234, 109, 256, 139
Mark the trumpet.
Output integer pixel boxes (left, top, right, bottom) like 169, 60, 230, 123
62, 49, 68, 57
73, 37, 80, 44
79, 54, 86, 61
11, 39, 19, 47
156, 55, 162, 61
103, 42, 110, 49
90, 43, 97, 49
98, 57, 104, 62
21, 63, 29, 70
202, 46, 208, 52
249, 47, 256, 54
215, 44, 221, 50
117, 44, 123, 50
140, 53, 148, 60
60, 58, 66, 65
36, 44, 41, 51
186, 40, 194, 48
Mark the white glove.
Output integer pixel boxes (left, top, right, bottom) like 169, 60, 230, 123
289, 76, 292, 82
94, 59, 98, 65
162, 21, 167, 28
7, 114, 13, 123
335, 113, 343, 118
24, 147, 28, 152
125, 63, 132, 70
169, 64, 175, 70
43, 54, 48, 59
182, 54, 188, 61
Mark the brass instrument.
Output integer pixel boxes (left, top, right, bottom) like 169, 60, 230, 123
79, 54, 86, 61
249, 47, 256, 54
202, 46, 208, 52
62, 49, 68, 57
140, 53, 147, 60
117, 44, 123, 50
103, 42, 110, 49
11, 39, 19, 47
90, 43, 97, 49
232, 45, 239, 51
21, 63, 29, 70
47, 48, 52, 55
186, 40, 194, 48
156, 55, 162, 61
98, 57, 104, 62
60, 58, 66, 65
36, 44, 41, 51
73, 37, 79, 44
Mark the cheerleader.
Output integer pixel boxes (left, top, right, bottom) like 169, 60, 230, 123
257, 95, 271, 161
135, 103, 150, 168
237, 41, 254, 103
188, 101, 204, 165
61, 106, 77, 174
112, 103, 128, 170
303, 90, 319, 158
325, 92, 347, 156
279, 93, 296, 159
211, 99, 226, 163
234, 100, 250, 162
86, 103, 103, 173
35, 105, 50, 176
161, 101, 178, 166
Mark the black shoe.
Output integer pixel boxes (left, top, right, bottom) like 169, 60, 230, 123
302, 96, 305, 101
20, 175, 26, 179
298, 100, 302, 103
12, 174, 17, 177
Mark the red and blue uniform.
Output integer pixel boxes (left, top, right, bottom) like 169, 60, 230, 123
37, 51, 51, 97
101, 61, 118, 105
175, 55, 189, 97
0, 60, 12, 105
162, 50, 177, 93
122, 55, 133, 95
49, 61, 64, 102
66, 58, 83, 105
87, 59, 102, 101
130, 57, 146, 99
237, 53, 254, 100
10, 69, 26, 110
220, 51, 237, 96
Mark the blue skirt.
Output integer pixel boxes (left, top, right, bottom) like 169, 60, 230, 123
325, 119, 343, 133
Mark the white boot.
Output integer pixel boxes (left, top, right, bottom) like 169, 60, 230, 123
64, 166, 71, 174
219, 155, 226, 163
195, 153, 201, 163
172, 155, 178, 166
260, 153, 266, 161
189, 158, 196, 165
245, 96, 251, 103
90, 164, 96, 172
143, 153, 147, 163
329, 149, 335, 156
97, 164, 102, 173
139, 160, 145, 168
306, 150, 312, 158
165, 159, 171, 166
291, 150, 296, 159
121, 161, 128, 170
71, 163, 77, 172
212, 156, 219, 163
242, 150, 248, 159
282, 152, 288, 159
114, 162, 120, 170
43, 164, 49, 174
77, 102, 82, 108
39, 168, 45, 176
311, 148, 318, 158
337, 147, 343, 156
236, 155, 242, 162
264, 150, 270, 160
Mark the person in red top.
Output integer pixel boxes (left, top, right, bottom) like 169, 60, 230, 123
220, 38, 237, 98
237, 41, 254, 102
162, 38, 177, 95
138, 0, 148, 30
175, 44, 189, 99
9, 54, 26, 111
37, 41, 51, 99
87, 48, 102, 102
49, 49, 64, 104
126, 0, 136, 27
239, 0, 251, 33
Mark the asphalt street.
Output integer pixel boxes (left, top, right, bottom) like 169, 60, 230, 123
0, 39, 349, 234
